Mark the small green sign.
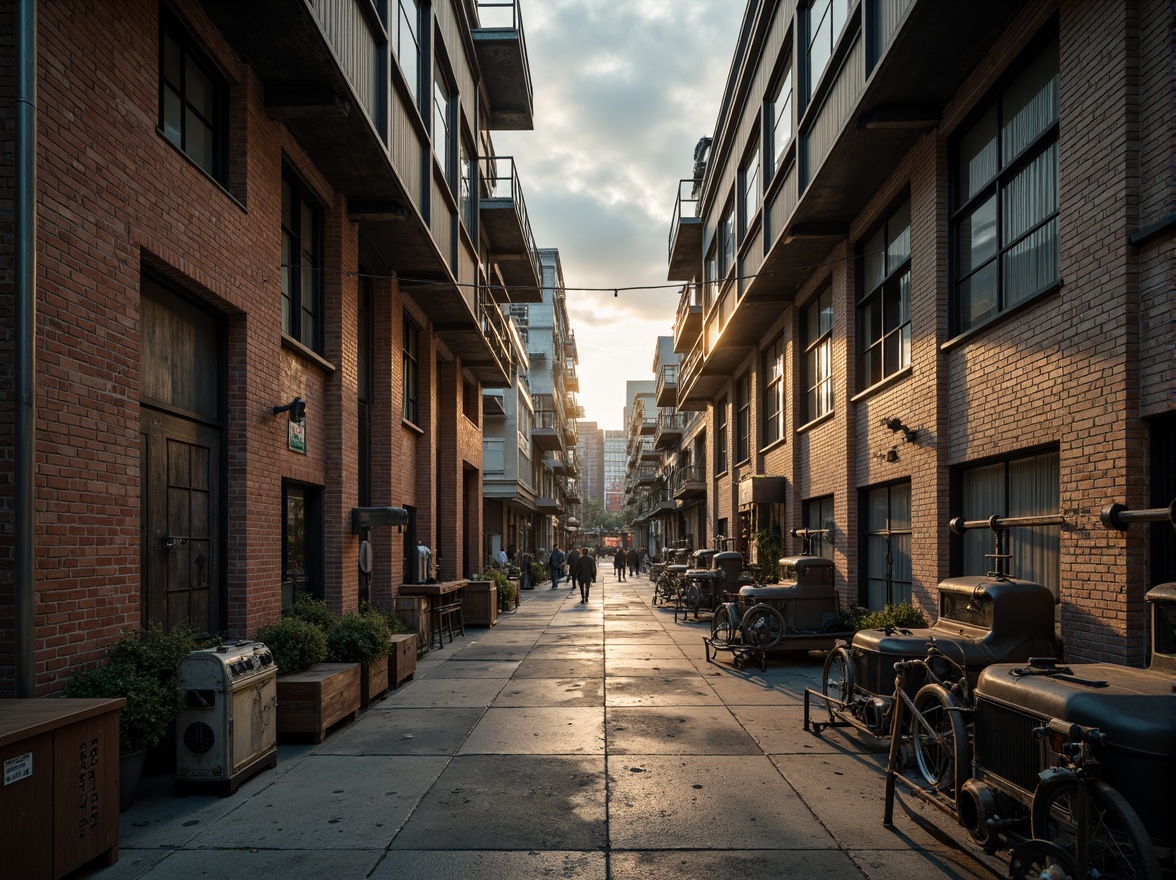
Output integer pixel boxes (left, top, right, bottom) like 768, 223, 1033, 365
288, 417, 306, 454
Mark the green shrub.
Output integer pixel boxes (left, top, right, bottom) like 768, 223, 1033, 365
361, 600, 408, 635
325, 612, 392, 665
256, 616, 327, 674
65, 659, 177, 755
475, 569, 516, 610
844, 601, 929, 631
529, 560, 547, 587
282, 594, 338, 632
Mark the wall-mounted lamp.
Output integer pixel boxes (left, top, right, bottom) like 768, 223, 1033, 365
273, 397, 307, 420
885, 447, 899, 463
882, 417, 918, 443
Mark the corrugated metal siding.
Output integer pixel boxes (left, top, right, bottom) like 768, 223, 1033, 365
310, 0, 386, 130
802, 34, 864, 188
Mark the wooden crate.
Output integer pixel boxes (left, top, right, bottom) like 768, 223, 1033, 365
276, 664, 360, 743
389, 633, 417, 687
360, 656, 389, 707
464, 580, 498, 627
394, 595, 432, 655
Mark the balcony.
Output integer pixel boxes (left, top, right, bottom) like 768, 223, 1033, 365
656, 363, 677, 408
564, 481, 582, 505
667, 179, 702, 281
562, 418, 578, 448
482, 388, 507, 416
673, 465, 706, 500
480, 156, 541, 302
532, 409, 562, 451
673, 282, 703, 354
535, 494, 563, 516
441, 288, 513, 387
472, 1, 534, 130
638, 440, 659, 464
636, 467, 657, 487
563, 360, 579, 392
654, 412, 686, 450
639, 415, 656, 436
564, 331, 578, 362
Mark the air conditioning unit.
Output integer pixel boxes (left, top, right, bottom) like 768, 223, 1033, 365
175, 640, 278, 796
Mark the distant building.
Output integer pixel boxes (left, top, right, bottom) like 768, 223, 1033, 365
576, 421, 606, 511
604, 430, 628, 513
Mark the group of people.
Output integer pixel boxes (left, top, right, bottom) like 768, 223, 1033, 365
546, 545, 648, 602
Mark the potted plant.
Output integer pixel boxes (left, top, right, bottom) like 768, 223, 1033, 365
325, 611, 393, 706
364, 602, 417, 687
466, 572, 499, 627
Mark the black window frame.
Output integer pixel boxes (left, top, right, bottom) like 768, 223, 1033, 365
402, 316, 420, 426
159, 12, 228, 183
281, 166, 324, 353
762, 335, 786, 447
860, 479, 912, 609
801, 286, 833, 425
715, 396, 729, 475
857, 197, 912, 391
735, 373, 751, 465
394, 0, 422, 111
802, 495, 834, 560
282, 481, 324, 609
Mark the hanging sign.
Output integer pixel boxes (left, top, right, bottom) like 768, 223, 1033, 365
288, 417, 306, 454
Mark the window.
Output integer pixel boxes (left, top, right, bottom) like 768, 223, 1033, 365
771, 67, 794, 171
862, 481, 911, 609
739, 145, 760, 236
806, 0, 849, 98
402, 317, 420, 425
281, 168, 323, 351
719, 202, 736, 277
459, 144, 475, 233
763, 335, 786, 445
282, 482, 323, 608
858, 199, 911, 389
704, 243, 719, 310
394, 0, 421, 108
803, 495, 834, 559
715, 397, 729, 474
802, 287, 833, 423
952, 38, 1059, 333
957, 449, 1059, 597
160, 17, 226, 181
433, 72, 452, 178
735, 374, 751, 464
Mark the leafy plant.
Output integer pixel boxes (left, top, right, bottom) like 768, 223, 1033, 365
256, 616, 327, 674
529, 560, 547, 588
325, 612, 392, 665
475, 569, 516, 611
843, 601, 929, 631
752, 524, 784, 583
66, 661, 177, 755
361, 600, 408, 635
281, 594, 337, 633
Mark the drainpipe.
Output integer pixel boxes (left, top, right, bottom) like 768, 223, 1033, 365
14, 0, 37, 698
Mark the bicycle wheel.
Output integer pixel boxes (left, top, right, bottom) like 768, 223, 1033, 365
1008, 840, 1077, 880
1031, 776, 1161, 880
740, 603, 785, 650
821, 645, 854, 723
710, 603, 738, 647
909, 683, 967, 800
685, 582, 701, 611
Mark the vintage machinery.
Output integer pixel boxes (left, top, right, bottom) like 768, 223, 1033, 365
175, 640, 278, 796
652, 546, 691, 606
805, 515, 1062, 738
880, 501, 1176, 879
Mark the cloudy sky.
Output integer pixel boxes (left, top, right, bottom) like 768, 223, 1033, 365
495, 0, 747, 429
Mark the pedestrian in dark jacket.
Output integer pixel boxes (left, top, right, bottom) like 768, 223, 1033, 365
567, 547, 581, 591
613, 548, 626, 581
626, 546, 639, 577
573, 550, 597, 604
549, 547, 565, 588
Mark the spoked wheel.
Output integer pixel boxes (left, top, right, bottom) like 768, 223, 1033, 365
740, 603, 785, 651
710, 603, 739, 647
1009, 840, 1077, 880
909, 683, 968, 801
821, 646, 854, 725
1031, 777, 1161, 880
684, 583, 701, 612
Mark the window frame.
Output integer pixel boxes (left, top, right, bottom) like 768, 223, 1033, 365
739, 139, 760, 239
770, 64, 794, 173
282, 481, 324, 608
280, 166, 324, 352
860, 480, 912, 609
718, 201, 736, 279
735, 373, 751, 464
857, 197, 912, 391
159, 13, 228, 183
950, 36, 1060, 336
394, 0, 422, 110
715, 396, 729, 475
801, 287, 833, 425
805, 0, 849, 102
402, 316, 420, 426
433, 69, 454, 183
802, 495, 834, 560
762, 335, 786, 447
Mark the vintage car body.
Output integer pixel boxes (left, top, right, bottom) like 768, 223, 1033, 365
734, 556, 852, 650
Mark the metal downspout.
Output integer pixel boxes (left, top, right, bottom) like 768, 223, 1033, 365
15, 0, 37, 698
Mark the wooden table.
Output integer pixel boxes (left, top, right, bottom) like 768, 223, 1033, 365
399, 580, 468, 650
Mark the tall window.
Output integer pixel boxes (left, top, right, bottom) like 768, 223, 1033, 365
282, 482, 323, 608
958, 449, 1059, 597
715, 397, 729, 474
740, 145, 760, 237
802, 287, 833, 423
281, 168, 323, 351
394, 0, 421, 108
719, 202, 736, 278
735, 373, 751, 463
806, 0, 849, 98
858, 199, 911, 389
459, 144, 475, 233
433, 72, 453, 178
160, 18, 226, 181
803, 495, 834, 559
771, 67, 794, 171
763, 335, 786, 446
402, 318, 420, 425
863, 481, 911, 609
952, 38, 1059, 333
704, 244, 719, 310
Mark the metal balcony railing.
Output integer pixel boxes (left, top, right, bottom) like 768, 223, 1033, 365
673, 465, 706, 494
477, 288, 513, 378
668, 178, 700, 259
480, 154, 539, 280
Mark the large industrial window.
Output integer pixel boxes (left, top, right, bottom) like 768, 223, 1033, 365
719, 202, 736, 278
433, 72, 453, 180
802, 287, 833, 424
395, 0, 421, 109
806, 0, 850, 99
715, 396, 729, 475
862, 481, 911, 609
735, 373, 751, 464
160, 15, 226, 182
762, 335, 786, 446
957, 449, 1059, 598
803, 495, 834, 560
771, 66, 794, 171
952, 37, 1059, 334
402, 317, 420, 425
739, 144, 760, 238
858, 198, 911, 390
281, 168, 323, 352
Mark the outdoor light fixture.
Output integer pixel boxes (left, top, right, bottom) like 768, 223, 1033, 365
885, 447, 899, 463
272, 397, 307, 420
882, 417, 918, 443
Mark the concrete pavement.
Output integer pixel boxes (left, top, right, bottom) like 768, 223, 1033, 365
88, 571, 1007, 879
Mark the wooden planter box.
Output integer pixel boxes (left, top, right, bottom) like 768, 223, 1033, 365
394, 596, 431, 656
389, 633, 417, 688
359, 655, 389, 707
276, 663, 360, 743
465, 580, 498, 627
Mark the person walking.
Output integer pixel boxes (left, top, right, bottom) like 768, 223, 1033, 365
626, 546, 639, 578
573, 548, 597, 604
549, 546, 565, 588
567, 547, 581, 591
613, 547, 626, 581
